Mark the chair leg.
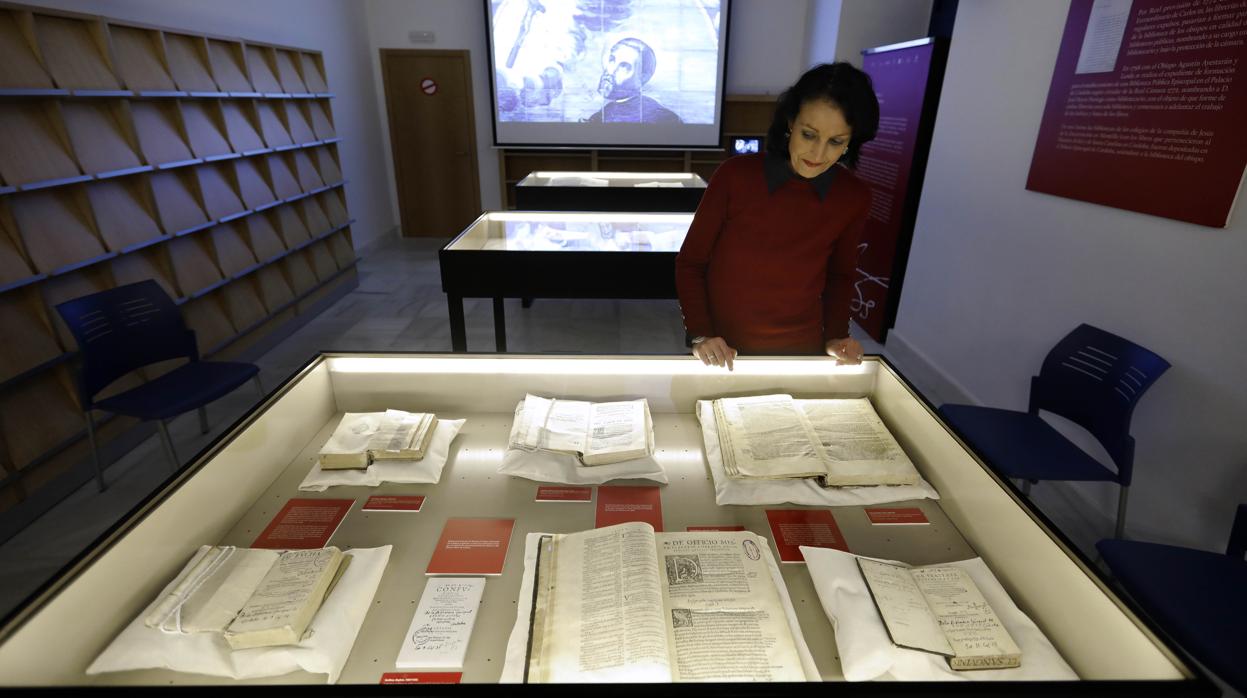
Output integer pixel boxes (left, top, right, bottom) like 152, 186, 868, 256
1115, 485, 1130, 540
253, 374, 264, 396
84, 410, 106, 492
157, 420, 179, 471
197, 406, 209, 435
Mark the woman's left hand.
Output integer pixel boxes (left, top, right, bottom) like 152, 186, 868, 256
825, 337, 864, 365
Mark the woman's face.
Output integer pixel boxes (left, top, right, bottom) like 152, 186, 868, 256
787, 99, 852, 179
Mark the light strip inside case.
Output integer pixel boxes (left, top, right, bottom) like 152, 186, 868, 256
327, 356, 874, 377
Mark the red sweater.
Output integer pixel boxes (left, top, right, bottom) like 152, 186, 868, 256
675, 153, 870, 354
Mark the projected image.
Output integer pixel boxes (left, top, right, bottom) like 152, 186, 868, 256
491, 0, 722, 126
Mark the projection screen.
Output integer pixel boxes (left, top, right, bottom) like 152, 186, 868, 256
485, 0, 731, 149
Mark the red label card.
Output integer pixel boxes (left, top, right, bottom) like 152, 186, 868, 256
362, 495, 425, 512
686, 525, 746, 532
426, 518, 515, 575
252, 498, 353, 549
535, 486, 593, 502
595, 485, 663, 531
765, 509, 848, 563
379, 672, 462, 684
865, 507, 929, 525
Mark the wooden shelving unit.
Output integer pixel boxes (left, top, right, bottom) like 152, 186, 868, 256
0, 1, 358, 525
497, 95, 775, 209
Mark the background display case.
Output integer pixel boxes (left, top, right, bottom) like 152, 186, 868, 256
439, 212, 691, 351
0, 353, 1210, 692
514, 171, 706, 212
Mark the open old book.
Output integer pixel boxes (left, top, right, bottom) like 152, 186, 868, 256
712, 395, 920, 486
857, 558, 1022, 670
510, 394, 653, 466
524, 522, 809, 683
143, 546, 349, 650
319, 410, 438, 470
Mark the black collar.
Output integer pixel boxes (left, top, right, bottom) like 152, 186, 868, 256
764, 152, 838, 200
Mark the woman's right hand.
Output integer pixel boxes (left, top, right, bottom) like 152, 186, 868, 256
693, 337, 738, 371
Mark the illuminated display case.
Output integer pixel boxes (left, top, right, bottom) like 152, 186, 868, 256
0, 354, 1212, 693
514, 171, 707, 212
439, 211, 692, 351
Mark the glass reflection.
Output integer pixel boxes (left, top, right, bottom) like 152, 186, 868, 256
485, 218, 690, 252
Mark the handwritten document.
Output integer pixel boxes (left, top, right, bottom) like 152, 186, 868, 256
858, 558, 1021, 670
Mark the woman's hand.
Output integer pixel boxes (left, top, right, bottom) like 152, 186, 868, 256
693, 337, 738, 371
825, 337, 864, 365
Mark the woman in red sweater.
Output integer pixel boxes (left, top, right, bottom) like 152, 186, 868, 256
675, 63, 879, 370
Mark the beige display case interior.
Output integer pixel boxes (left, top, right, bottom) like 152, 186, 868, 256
0, 354, 1198, 689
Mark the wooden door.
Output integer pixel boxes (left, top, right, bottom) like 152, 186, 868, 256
381, 50, 481, 237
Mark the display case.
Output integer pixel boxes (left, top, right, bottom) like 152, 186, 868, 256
0, 353, 1210, 692
514, 171, 706, 212
439, 212, 691, 351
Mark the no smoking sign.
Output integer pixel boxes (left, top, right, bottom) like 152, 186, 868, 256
420, 77, 438, 95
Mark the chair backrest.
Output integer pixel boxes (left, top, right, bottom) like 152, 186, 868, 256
55, 280, 197, 406
1229, 503, 1247, 559
1028, 324, 1170, 483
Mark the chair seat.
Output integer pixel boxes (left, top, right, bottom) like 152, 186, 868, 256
1097, 539, 1247, 692
94, 361, 259, 421
939, 404, 1120, 482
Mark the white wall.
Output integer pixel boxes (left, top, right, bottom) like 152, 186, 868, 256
834, 0, 933, 65
891, 0, 1247, 552
17, 0, 395, 250
805, 0, 843, 68
364, 0, 498, 222
725, 0, 811, 95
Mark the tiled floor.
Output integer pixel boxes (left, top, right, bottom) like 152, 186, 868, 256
0, 233, 920, 620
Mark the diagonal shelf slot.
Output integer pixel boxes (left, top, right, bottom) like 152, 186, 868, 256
60, 100, 142, 174
179, 100, 231, 159
233, 157, 275, 210
166, 232, 223, 297
328, 229, 355, 269
244, 44, 280, 93
307, 99, 335, 140
164, 31, 216, 92
33, 13, 120, 90
0, 101, 81, 186
131, 100, 193, 166
9, 186, 106, 274
108, 24, 175, 92
84, 176, 163, 251
0, 10, 55, 90
254, 100, 291, 149
195, 162, 246, 221
208, 221, 257, 277
207, 38, 252, 93
0, 287, 63, 384
281, 99, 314, 144
299, 52, 328, 93
220, 100, 263, 153
149, 169, 208, 234
272, 203, 310, 249
243, 210, 285, 262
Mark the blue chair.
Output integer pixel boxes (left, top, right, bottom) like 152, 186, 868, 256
939, 324, 1170, 539
56, 280, 262, 490
1097, 504, 1247, 694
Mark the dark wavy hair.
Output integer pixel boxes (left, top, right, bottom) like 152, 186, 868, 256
765, 62, 879, 168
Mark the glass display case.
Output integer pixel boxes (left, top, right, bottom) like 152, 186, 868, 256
0, 353, 1211, 693
514, 171, 707, 212
439, 212, 692, 351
